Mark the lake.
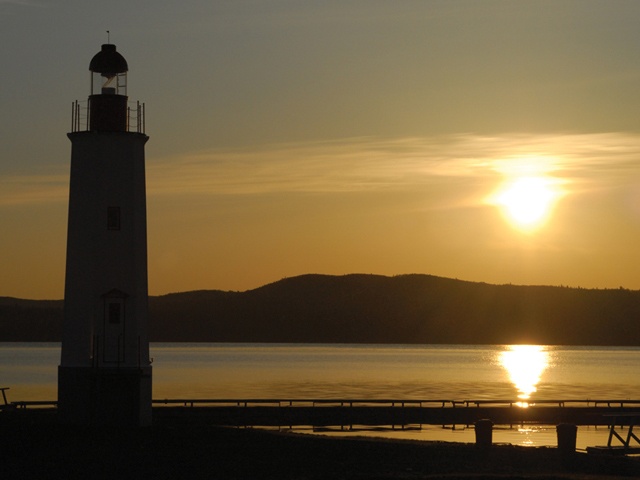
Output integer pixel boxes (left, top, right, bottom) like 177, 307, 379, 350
2, 343, 639, 448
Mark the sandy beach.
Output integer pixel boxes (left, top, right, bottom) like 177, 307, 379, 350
3, 410, 640, 479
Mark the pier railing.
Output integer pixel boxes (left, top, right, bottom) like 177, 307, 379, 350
9, 398, 640, 411
144, 398, 640, 429
9, 398, 640, 430
152, 399, 454, 408
149, 398, 640, 409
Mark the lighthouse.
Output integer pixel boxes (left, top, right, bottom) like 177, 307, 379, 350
58, 44, 152, 426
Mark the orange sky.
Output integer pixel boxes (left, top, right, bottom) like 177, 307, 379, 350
3, 1, 640, 299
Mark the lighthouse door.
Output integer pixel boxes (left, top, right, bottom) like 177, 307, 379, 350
101, 291, 126, 364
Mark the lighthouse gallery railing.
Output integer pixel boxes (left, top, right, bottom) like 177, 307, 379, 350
70, 100, 146, 134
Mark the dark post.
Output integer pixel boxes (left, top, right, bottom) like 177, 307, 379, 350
556, 423, 577, 456
475, 419, 493, 448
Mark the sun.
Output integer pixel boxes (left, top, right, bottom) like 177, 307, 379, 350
489, 175, 563, 233
495, 177, 557, 229
486, 156, 565, 233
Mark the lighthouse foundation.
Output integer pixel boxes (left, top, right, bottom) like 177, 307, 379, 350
58, 366, 152, 426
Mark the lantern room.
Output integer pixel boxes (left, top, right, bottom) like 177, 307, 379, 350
88, 44, 128, 132
90, 43, 128, 96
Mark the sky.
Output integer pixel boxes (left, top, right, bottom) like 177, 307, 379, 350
4, 1, 640, 299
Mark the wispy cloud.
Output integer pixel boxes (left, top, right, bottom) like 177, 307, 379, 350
0, 173, 67, 207
3, 132, 640, 208
148, 132, 640, 197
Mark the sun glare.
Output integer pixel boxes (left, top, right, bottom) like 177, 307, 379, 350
499, 345, 549, 407
487, 158, 564, 233
495, 177, 557, 228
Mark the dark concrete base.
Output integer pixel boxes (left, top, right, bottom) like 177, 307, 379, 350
58, 366, 152, 426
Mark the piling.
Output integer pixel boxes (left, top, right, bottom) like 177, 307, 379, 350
556, 423, 577, 456
475, 419, 493, 448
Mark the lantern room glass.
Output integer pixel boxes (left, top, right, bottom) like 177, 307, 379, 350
91, 71, 127, 96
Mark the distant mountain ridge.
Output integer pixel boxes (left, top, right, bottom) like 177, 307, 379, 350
1, 274, 639, 345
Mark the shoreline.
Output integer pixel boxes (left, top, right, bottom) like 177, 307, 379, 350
4, 411, 640, 479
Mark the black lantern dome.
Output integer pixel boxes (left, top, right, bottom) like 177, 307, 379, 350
90, 44, 128, 75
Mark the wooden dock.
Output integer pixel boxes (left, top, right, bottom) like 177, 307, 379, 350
8, 396, 640, 455
7, 397, 640, 431
149, 398, 640, 430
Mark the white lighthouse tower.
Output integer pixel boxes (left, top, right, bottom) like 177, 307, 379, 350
58, 44, 152, 426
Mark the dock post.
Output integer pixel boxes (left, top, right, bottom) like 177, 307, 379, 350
556, 423, 577, 456
475, 419, 493, 448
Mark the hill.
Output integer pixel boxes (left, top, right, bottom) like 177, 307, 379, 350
1, 274, 639, 344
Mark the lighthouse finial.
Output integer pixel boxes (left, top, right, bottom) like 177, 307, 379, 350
107, 30, 110, 44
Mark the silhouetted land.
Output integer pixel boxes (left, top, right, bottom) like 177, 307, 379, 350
2, 274, 640, 345
3, 410, 640, 479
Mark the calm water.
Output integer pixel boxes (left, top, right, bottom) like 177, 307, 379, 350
2, 343, 639, 448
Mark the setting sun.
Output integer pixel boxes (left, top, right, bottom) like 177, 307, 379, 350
486, 156, 565, 234
493, 176, 559, 231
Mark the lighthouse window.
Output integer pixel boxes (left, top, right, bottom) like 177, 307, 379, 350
107, 206, 121, 230
108, 302, 121, 324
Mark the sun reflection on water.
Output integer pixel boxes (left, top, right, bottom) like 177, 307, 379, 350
499, 345, 549, 407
